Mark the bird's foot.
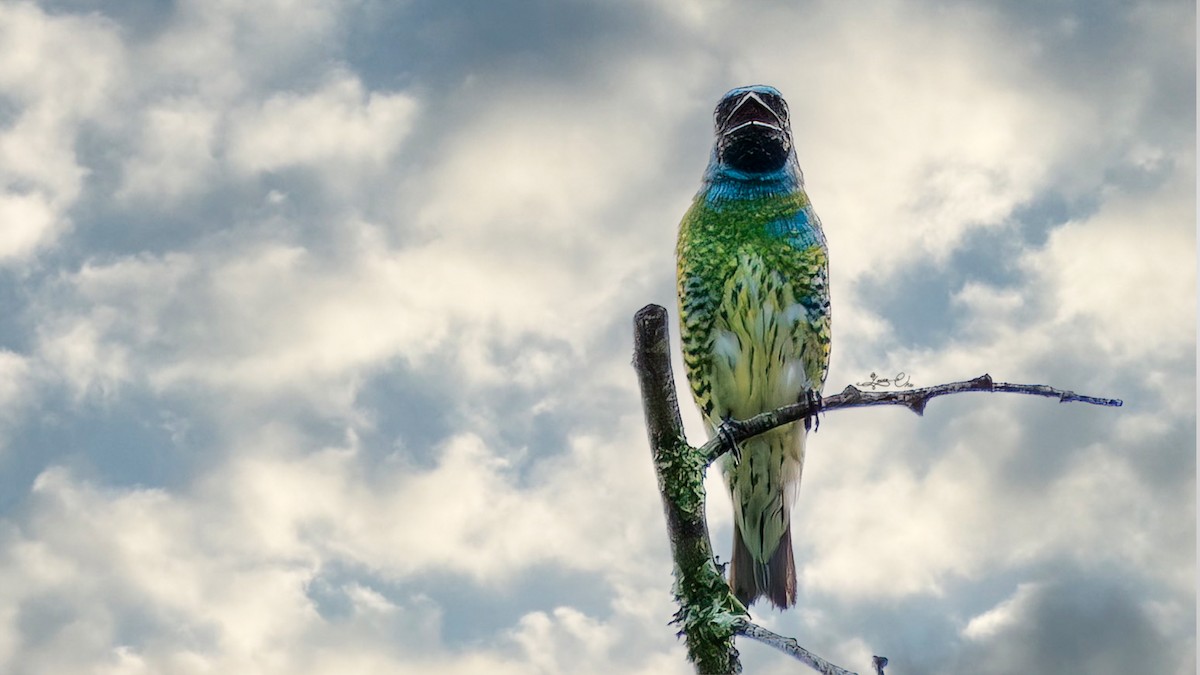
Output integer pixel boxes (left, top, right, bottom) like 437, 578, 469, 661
801, 390, 823, 432
718, 415, 742, 465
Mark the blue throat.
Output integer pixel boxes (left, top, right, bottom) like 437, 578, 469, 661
698, 153, 824, 249
700, 156, 803, 203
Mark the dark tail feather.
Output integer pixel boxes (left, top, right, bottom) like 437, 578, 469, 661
729, 522, 797, 609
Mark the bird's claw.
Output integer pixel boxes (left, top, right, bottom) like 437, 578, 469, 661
718, 416, 742, 465
802, 390, 823, 432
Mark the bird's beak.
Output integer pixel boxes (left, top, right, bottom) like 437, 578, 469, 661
721, 92, 785, 136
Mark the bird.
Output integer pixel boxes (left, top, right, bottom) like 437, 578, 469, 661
676, 85, 831, 609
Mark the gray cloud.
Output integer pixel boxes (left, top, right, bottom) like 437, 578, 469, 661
0, 0, 1191, 673
951, 572, 1181, 675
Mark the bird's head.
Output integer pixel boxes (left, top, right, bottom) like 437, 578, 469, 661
712, 85, 794, 176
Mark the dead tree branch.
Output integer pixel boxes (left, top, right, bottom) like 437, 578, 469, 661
734, 619, 860, 675
634, 303, 744, 674
701, 374, 1122, 464
632, 303, 1122, 674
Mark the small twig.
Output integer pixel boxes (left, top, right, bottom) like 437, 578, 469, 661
703, 373, 1122, 463
734, 619, 874, 675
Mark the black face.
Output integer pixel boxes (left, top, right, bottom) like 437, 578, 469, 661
714, 89, 792, 174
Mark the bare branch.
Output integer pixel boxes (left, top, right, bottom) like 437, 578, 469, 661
734, 619, 869, 675
703, 373, 1123, 463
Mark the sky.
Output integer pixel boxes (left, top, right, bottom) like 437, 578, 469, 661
0, 1, 1194, 673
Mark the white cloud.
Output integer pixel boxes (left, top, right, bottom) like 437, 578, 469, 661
0, 3, 122, 119
511, 607, 618, 673
962, 582, 1043, 640
32, 61, 703, 406
797, 410, 1010, 597
0, 423, 684, 674
136, 0, 342, 104
788, 151, 1195, 602
707, 2, 1097, 283
795, 391, 1192, 601
0, 349, 31, 454
0, 349, 28, 408
118, 98, 220, 202
207, 420, 663, 583
0, 108, 87, 218
0, 1, 1192, 674
29, 217, 576, 411
227, 73, 418, 175
0, 191, 61, 261
0, 3, 125, 263
38, 316, 132, 401
1021, 166, 1195, 364
415, 83, 669, 238
31, 227, 430, 407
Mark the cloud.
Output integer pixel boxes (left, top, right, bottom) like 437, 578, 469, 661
116, 98, 221, 203
226, 73, 418, 176
706, 2, 1096, 281
132, 0, 342, 102
0, 422, 685, 674
30, 52, 705, 410
955, 576, 1187, 675
0, 349, 30, 453
0, 3, 124, 263
1021, 164, 1195, 364
0, 1, 1192, 674
210, 421, 664, 583
0, 192, 62, 261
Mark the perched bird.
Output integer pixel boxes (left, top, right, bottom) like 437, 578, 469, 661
676, 85, 831, 609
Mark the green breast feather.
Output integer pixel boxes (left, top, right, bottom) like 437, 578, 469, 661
676, 191, 830, 424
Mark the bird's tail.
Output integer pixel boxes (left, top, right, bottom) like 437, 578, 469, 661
723, 427, 804, 609
729, 520, 796, 609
